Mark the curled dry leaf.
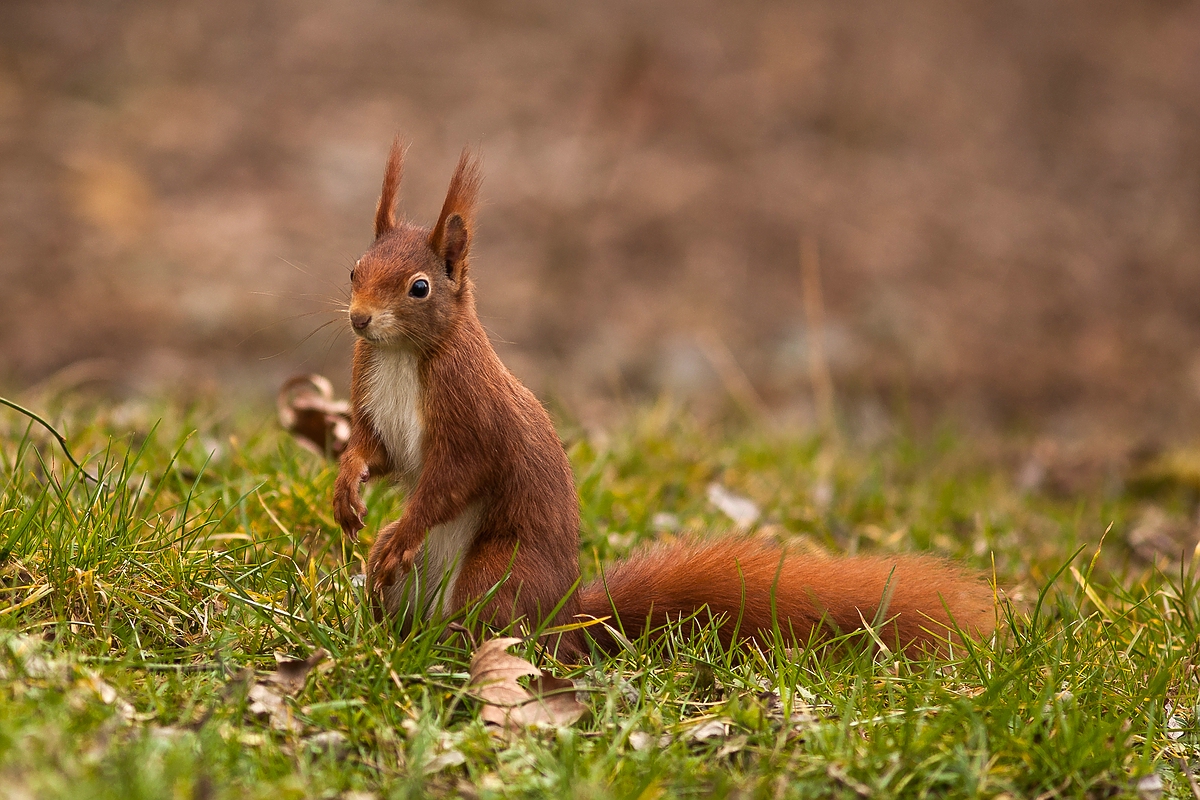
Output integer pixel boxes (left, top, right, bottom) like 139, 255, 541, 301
1134, 773, 1164, 800
78, 672, 137, 721
423, 749, 467, 774
247, 648, 326, 733
278, 374, 351, 458
628, 731, 672, 751
681, 718, 748, 755
689, 719, 730, 742
248, 683, 302, 733
757, 689, 819, 728
1165, 702, 1186, 742
266, 648, 327, 695
468, 637, 586, 732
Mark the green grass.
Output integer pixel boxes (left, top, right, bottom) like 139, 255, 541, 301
1, 399, 1198, 798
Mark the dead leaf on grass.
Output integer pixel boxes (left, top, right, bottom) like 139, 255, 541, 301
278, 374, 350, 458
264, 649, 327, 694
247, 683, 303, 733
468, 637, 585, 732
78, 672, 137, 721
716, 735, 750, 758
628, 731, 672, 751
680, 717, 748, 755
689, 718, 730, 742
1134, 773, 1164, 800
423, 749, 467, 774
247, 648, 327, 733
757, 689, 818, 728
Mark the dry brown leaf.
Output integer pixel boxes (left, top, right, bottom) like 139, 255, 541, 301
468, 637, 586, 731
245, 648, 326, 733
247, 683, 302, 733
78, 672, 137, 720
628, 731, 672, 751
277, 374, 351, 458
423, 749, 467, 774
716, 735, 750, 758
265, 648, 327, 695
682, 717, 748, 755
689, 719, 730, 742
757, 689, 819, 728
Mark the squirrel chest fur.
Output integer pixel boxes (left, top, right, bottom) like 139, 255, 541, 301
331, 138, 996, 659
361, 348, 483, 619
362, 348, 423, 480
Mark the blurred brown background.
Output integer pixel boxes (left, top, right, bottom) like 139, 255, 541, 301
2, 0, 1198, 437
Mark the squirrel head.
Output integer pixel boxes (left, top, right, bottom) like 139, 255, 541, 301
347, 138, 483, 353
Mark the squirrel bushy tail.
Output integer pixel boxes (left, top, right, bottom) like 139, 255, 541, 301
573, 537, 995, 656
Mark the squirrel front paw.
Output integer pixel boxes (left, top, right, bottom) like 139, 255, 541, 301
332, 479, 367, 541
367, 520, 422, 590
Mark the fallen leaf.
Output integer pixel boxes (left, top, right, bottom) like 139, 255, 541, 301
278, 375, 351, 458
79, 672, 137, 720
423, 749, 466, 774
246, 648, 325, 733
716, 735, 749, 758
248, 683, 302, 733
468, 637, 586, 731
706, 483, 760, 528
6, 634, 65, 680
628, 731, 672, 751
1134, 773, 1164, 800
265, 649, 327, 695
1165, 702, 1186, 741
757, 689, 818, 728
689, 719, 730, 742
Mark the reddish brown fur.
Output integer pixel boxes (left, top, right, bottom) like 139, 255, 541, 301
428, 149, 483, 258
374, 137, 405, 239
576, 539, 994, 656
333, 141, 996, 660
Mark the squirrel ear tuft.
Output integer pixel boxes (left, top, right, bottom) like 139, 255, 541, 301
429, 148, 482, 283
374, 136, 405, 239
441, 214, 468, 281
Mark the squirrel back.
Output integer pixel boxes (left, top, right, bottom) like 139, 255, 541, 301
332, 139, 995, 659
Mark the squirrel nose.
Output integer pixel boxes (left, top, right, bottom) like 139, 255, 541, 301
350, 312, 372, 331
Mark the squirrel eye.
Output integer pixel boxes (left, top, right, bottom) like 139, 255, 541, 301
349, 268, 356, 282
409, 278, 430, 299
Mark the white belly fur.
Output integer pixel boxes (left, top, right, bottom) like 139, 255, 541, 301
384, 502, 483, 620
364, 348, 482, 621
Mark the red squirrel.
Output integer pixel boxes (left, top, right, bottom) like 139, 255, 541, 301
332, 139, 995, 659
